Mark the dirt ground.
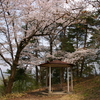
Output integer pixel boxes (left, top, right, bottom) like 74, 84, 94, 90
7, 91, 68, 100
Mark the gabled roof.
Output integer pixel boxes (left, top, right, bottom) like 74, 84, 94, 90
38, 60, 74, 67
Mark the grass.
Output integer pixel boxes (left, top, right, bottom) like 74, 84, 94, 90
0, 78, 3, 85
0, 93, 25, 100
72, 76, 100, 100
0, 79, 5, 96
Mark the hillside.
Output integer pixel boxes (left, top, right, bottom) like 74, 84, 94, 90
1, 75, 100, 100
62, 76, 100, 100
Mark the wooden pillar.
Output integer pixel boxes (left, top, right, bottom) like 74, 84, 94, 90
71, 68, 73, 91
49, 66, 52, 93
67, 67, 69, 93
46, 68, 48, 87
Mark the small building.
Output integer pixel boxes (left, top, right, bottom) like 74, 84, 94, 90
38, 60, 74, 94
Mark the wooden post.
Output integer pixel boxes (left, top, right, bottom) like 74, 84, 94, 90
49, 66, 51, 93
71, 68, 73, 91
46, 68, 48, 87
67, 67, 69, 93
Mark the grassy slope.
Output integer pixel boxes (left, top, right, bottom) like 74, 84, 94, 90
61, 76, 100, 100
1, 76, 100, 100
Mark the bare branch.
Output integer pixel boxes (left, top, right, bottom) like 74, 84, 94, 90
0, 42, 11, 54
0, 1, 14, 61
0, 53, 12, 67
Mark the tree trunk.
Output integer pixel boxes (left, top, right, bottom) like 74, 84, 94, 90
5, 42, 24, 94
5, 77, 14, 94
76, 62, 79, 77
50, 40, 53, 55
35, 50, 39, 85
76, 33, 79, 78
40, 67, 42, 86
5, 64, 17, 94
84, 24, 87, 48
80, 24, 88, 77
36, 66, 38, 84
80, 57, 85, 77
60, 67, 64, 89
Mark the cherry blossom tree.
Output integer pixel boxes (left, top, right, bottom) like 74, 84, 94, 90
0, 0, 92, 94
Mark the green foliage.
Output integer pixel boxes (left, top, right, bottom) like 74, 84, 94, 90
59, 35, 75, 52
12, 77, 36, 93
6, 68, 38, 93
66, 11, 100, 77
82, 65, 95, 77
14, 68, 27, 81
0, 84, 5, 96
52, 68, 60, 84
